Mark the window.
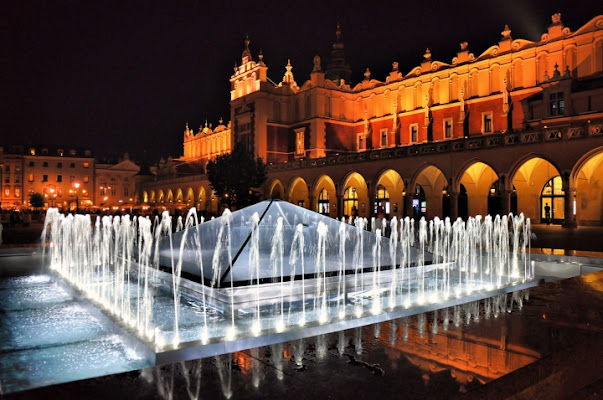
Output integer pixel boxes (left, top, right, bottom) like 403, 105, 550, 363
29, 161, 34, 167
70, 175, 75, 182
58, 149, 64, 156
83, 162, 90, 168
4, 187, 9, 197
15, 166, 21, 172
14, 188, 20, 198
42, 175, 48, 182
4, 165, 9, 173
4, 176, 9, 183
123, 187, 129, 196
70, 163, 75, 168
28, 174, 34, 182
444, 119, 453, 138
15, 175, 20, 183
374, 185, 390, 215
357, 133, 366, 151
482, 112, 493, 133
83, 176, 89, 183
550, 92, 565, 116
111, 187, 116, 196
43, 161, 48, 167
29, 148, 36, 156
380, 129, 388, 147
541, 176, 565, 223
295, 129, 305, 156
410, 124, 419, 143
56, 175, 62, 183
57, 162, 62, 168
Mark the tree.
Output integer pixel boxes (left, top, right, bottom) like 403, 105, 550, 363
206, 143, 267, 209
29, 192, 45, 211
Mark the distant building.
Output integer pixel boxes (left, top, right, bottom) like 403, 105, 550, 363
95, 152, 140, 212
140, 13, 603, 226
0, 145, 95, 211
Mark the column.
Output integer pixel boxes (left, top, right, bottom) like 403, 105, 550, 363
562, 187, 577, 228
449, 191, 459, 221
404, 194, 413, 219
308, 193, 315, 212
336, 194, 343, 220
501, 190, 511, 216
368, 193, 376, 221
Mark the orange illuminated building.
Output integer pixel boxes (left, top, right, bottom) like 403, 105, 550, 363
140, 13, 603, 226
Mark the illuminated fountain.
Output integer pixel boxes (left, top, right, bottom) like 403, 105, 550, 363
41, 199, 535, 363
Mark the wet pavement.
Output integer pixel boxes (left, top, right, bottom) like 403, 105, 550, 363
4, 269, 601, 400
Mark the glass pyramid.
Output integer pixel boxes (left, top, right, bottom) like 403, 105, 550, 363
159, 199, 423, 288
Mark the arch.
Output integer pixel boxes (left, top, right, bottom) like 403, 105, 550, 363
430, 78, 440, 105
564, 45, 577, 78
510, 156, 561, 223
490, 64, 501, 93
341, 172, 369, 218
158, 189, 165, 203
175, 188, 183, 203
572, 147, 603, 226
150, 190, 156, 203
197, 186, 206, 211
374, 169, 405, 217
166, 189, 174, 204
185, 187, 194, 207
414, 81, 423, 109
313, 174, 337, 217
457, 161, 500, 218
288, 177, 309, 209
450, 74, 459, 101
268, 179, 285, 199
142, 191, 149, 203
536, 52, 549, 83
410, 164, 448, 220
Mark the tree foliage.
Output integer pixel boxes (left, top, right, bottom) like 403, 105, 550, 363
29, 192, 45, 210
206, 143, 267, 209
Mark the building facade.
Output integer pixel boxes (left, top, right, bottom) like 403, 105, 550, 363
139, 13, 603, 226
0, 145, 95, 211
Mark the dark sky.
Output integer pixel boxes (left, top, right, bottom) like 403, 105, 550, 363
1, 1, 598, 162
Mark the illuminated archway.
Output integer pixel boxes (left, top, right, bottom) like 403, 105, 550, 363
142, 191, 149, 203
185, 187, 194, 207
175, 188, 183, 203
313, 175, 336, 218
166, 189, 174, 204
458, 161, 499, 217
374, 169, 405, 217
197, 187, 206, 211
341, 172, 369, 218
511, 157, 560, 223
412, 165, 448, 220
288, 177, 309, 208
269, 179, 285, 199
574, 149, 603, 226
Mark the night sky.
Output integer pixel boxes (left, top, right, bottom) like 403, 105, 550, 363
1, 1, 598, 162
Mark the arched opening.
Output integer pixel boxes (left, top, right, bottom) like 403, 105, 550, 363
374, 169, 405, 218
414, 165, 447, 219
574, 150, 603, 226
511, 157, 560, 223
288, 177, 309, 209
269, 180, 284, 200
313, 175, 337, 218
341, 172, 369, 218
459, 162, 499, 217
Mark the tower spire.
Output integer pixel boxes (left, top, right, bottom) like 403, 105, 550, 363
325, 22, 352, 86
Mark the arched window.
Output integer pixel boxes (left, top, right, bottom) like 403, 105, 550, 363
343, 187, 358, 218
318, 189, 329, 215
541, 176, 564, 224
374, 185, 390, 215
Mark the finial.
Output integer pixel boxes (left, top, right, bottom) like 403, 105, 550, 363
244, 33, 250, 49
364, 67, 371, 80
501, 24, 511, 39
551, 13, 562, 25
259, 49, 264, 63
460, 41, 468, 51
205, 120, 208, 128
424, 48, 432, 60
185, 122, 189, 130
313, 54, 322, 72
392, 61, 399, 71
219, 117, 223, 125
234, 62, 238, 73
336, 22, 342, 41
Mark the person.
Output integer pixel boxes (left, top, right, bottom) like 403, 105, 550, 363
544, 203, 551, 225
